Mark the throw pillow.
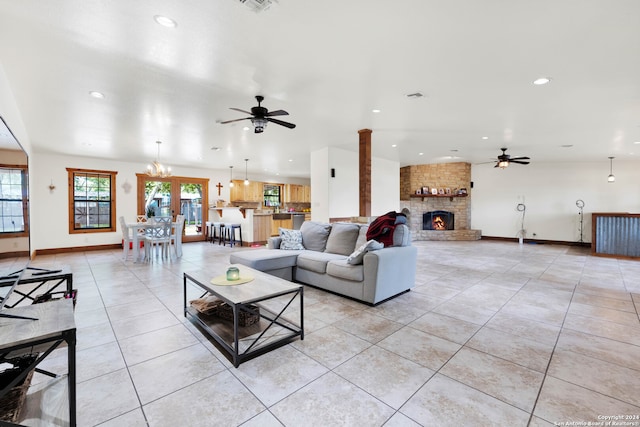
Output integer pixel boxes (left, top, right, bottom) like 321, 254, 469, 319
325, 223, 360, 256
347, 239, 384, 265
354, 225, 369, 250
279, 228, 304, 250
300, 221, 332, 252
392, 224, 411, 247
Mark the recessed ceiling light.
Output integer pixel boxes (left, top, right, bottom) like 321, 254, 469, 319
634, 141, 640, 145
533, 77, 551, 85
243, 126, 250, 131
154, 15, 177, 28
418, 152, 424, 156
372, 109, 381, 113
481, 136, 489, 140
288, 159, 293, 162
391, 144, 397, 148
89, 91, 104, 99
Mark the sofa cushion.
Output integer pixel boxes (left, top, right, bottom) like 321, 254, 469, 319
324, 223, 360, 256
347, 239, 384, 265
354, 225, 369, 249
279, 228, 304, 250
392, 224, 411, 247
300, 221, 332, 252
296, 251, 347, 274
230, 249, 299, 271
327, 259, 364, 282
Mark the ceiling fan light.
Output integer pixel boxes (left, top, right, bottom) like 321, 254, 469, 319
251, 118, 267, 133
498, 161, 509, 169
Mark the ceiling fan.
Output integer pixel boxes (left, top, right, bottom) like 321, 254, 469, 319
493, 147, 530, 168
220, 95, 296, 133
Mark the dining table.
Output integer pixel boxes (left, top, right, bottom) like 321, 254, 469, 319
127, 220, 182, 262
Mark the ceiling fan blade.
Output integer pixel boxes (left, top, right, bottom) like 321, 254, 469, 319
266, 117, 296, 129
229, 107, 253, 115
510, 160, 530, 165
219, 117, 251, 124
510, 156, 530, 161
265, 109, 289, 117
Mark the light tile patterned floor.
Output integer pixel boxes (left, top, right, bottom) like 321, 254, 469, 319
8, 239, 640, 426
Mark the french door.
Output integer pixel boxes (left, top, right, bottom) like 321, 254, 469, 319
136, 174, 209, 242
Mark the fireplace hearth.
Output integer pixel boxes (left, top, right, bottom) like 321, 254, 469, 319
423, 211, 454, 230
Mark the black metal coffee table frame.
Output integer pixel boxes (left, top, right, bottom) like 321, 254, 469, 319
183, 268, 303, 367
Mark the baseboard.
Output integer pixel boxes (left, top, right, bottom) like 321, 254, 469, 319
480, 236, 591, 247
33, 243, 122, 257
0, 250, 30, 259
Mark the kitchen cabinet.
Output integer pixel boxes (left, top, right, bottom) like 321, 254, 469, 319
230, 180, 263, 203
230, 180, 244, 202
253, 214, 272, 243
283, 184, 310, 203
271, 215, 293, 236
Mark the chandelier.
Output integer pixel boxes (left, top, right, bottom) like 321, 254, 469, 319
146, 140, 172, 178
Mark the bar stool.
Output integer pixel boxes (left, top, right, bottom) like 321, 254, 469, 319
205, 221, 213, 243
214, 223, 225, 245
223, 223, 243, 247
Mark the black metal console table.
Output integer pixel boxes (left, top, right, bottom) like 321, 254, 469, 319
0, 299, 76, 426
2, 266, 73, 308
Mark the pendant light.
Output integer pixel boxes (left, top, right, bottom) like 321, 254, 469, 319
607, 156, 615, 183
228, 166, 234, 188
146, 140, 172, 177
244, 158, 250, 186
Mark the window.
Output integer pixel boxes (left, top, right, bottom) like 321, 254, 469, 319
0, 165, 28, 237
67, 168, 117, 233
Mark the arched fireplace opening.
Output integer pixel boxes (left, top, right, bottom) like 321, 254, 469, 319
423, 211, 454, 230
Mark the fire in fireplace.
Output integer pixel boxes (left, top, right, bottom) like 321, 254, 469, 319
423, 211, 455, 230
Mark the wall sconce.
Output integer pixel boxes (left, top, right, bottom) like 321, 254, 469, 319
607, 156, 615, 183
48, 180, 56, 192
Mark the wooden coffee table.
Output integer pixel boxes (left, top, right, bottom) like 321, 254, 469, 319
183, 265, 303, 367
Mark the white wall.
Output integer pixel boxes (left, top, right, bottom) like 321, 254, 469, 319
311, 147, 400, 222
372, 156, 400, 216
328, 148, 359, 219
471, 160, 640, 243
29, 151, 308, 251
310, 147, 330, 222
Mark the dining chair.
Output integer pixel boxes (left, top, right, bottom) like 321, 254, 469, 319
119, 216, 135, 261
144, 216, 172, 259
136, 215, 148, 223
170, 215, 185, 257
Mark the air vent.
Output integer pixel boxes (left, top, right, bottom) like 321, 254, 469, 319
406, 92, 424, 98
238, 0, 274, 13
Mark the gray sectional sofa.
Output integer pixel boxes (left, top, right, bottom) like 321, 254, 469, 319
229, 221, 417, 305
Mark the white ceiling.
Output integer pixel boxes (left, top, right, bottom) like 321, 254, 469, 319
1, 0, 639, 177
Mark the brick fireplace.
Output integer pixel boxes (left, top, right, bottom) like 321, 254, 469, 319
399, 162, 481, 241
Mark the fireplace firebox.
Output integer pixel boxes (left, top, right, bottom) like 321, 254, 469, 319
423, 211, 454, 230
